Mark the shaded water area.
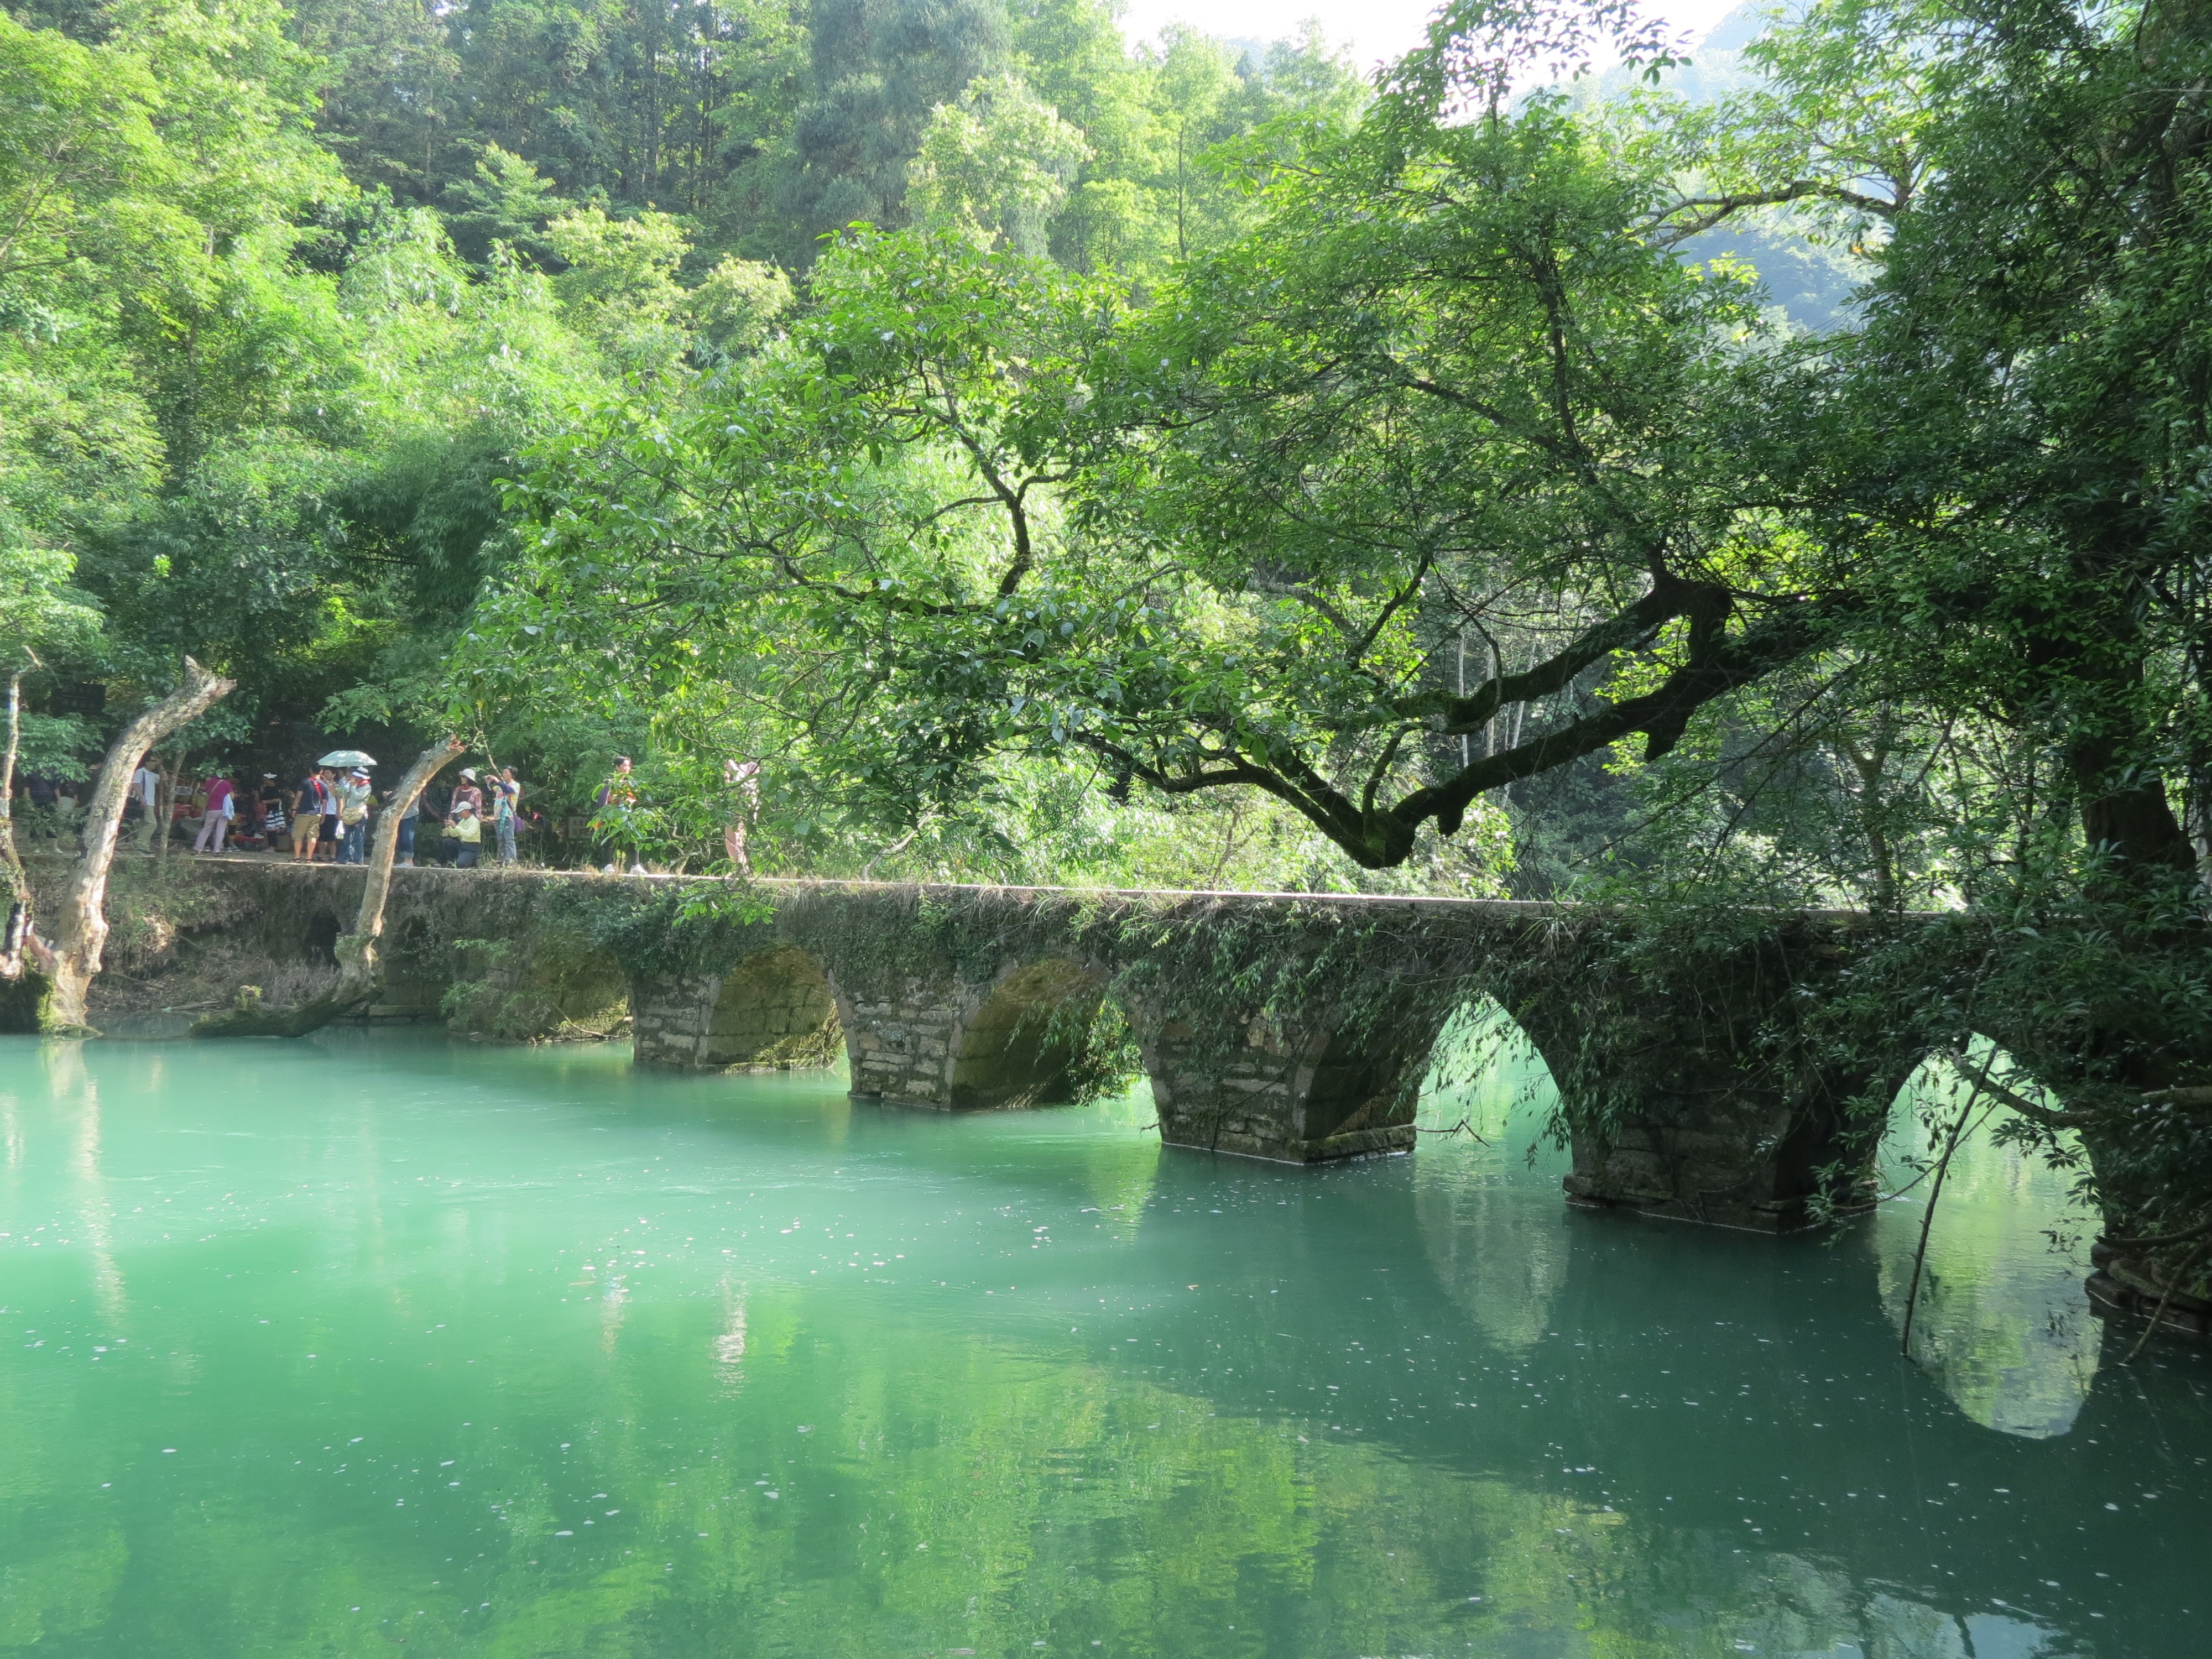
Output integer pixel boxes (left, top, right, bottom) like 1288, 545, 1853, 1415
2, 1030, 2208, 1657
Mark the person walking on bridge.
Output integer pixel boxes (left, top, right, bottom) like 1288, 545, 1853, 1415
291, 767, 331, 861
596, 755, 642, 874
723, 757, 760, 875
192, 772, 235, 854
492, 766, 521, 867
130, 760, 160, 853
333, 768, 372, 865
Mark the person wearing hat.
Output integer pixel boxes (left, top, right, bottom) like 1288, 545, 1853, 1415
333, 766, 373, 865
446, 795, 484, 868
451, 767, 484, 821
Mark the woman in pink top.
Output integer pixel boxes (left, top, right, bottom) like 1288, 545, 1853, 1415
192, 775, 236, 854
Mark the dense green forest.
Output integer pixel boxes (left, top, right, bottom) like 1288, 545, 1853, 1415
5, 0, 2210, 913
0, 0, 1392, 889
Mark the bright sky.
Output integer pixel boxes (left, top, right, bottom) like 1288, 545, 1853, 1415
1115, 0, 1749, 78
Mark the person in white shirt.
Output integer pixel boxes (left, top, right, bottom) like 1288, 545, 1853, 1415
131, 763, 161, 853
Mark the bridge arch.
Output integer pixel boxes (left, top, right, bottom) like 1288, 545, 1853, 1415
946, 956, 1115, 1109
1412, 997, 1568, 1147
301, 908, 341, 964
444, 927, 629, 1041
701, 944, 844, 1072
379, 913, 452, 1024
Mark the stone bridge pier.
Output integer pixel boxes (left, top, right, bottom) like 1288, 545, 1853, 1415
1123, 995, 1426, 1163
1514, 914, 1893, 1233
628, 895, 1120, 1112
621, 886, 1478, 1159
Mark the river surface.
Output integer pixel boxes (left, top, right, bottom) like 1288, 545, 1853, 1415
1, 1031, 2207, 1658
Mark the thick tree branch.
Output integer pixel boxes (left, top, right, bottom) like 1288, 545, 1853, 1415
1389, 576, 1713, 733
1650, 180, 1902, 247
1396, 592, 1839, 851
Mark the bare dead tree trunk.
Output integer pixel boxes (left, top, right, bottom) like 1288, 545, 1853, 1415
36, 659, 235, 1034
1, 670, 29, 989
2, 671, 24, 888
192, 737, 464, 1038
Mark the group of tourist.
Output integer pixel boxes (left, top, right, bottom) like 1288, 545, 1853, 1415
61, 756, 529, 867
20, 749, 760, 875
280, 763, 523, 868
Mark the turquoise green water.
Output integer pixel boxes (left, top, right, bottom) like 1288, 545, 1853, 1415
2, 1032, 2208, 1658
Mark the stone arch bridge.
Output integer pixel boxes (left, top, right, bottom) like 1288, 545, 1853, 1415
142, 862, 1952, 1237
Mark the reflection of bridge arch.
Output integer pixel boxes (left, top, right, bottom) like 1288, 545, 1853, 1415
1406, 997, 1577, 1353
1872, 1037, 2103, 1438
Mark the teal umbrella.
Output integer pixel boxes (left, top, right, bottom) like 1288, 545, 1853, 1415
318, 749, 377, 768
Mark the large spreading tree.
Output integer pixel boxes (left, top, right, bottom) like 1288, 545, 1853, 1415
484, 0, 2212, 895
483, 2, 1849, 870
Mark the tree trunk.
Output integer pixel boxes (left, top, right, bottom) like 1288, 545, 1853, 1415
1838, 711, 1899, 911
2078, 770, 2197, 874
0, 670, 39, 1020
2052, 601, 2198, 875
37, 659, 236, 1035
192, 737, 465, 1039
2, 670, 25, 935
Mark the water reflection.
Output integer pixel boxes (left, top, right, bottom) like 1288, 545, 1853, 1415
1413, 1005, 2114, 1445
46, 1041, 128, 1329
0, 1031, 2204, 1659
1877, 1052, 2103, 1439
1076, 1082, 1160, 1238
1415, 1003, 1572, 1354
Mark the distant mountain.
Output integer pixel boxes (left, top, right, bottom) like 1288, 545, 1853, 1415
1699, 2, 1782, 54
1558, 1, 1862, 335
